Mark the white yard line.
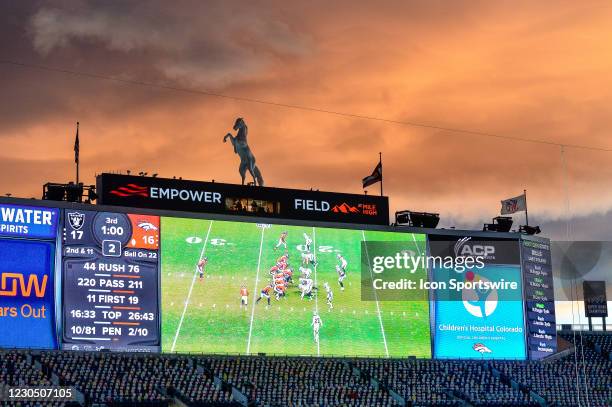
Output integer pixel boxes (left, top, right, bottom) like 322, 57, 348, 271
361, 230, 389, 357
312, 227, 320, 356
171, 220, 213, 352
246, 227, 266, 355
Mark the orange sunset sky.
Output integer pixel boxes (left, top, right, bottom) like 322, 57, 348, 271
2, 1, 612, 238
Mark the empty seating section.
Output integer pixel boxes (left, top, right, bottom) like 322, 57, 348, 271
0, 350, 69, 407
0, 332, 611, 406
204, 355, 398, 406
353, 358, 536, 406
38, 352, 234, 407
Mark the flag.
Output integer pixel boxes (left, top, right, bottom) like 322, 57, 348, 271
501, 193, 527, 215
74, 122, 79, 164
362, 161, 382, 188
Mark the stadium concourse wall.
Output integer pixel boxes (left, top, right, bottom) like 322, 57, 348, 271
0, 196, 539, 361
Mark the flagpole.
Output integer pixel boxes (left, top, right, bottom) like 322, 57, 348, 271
76, 122, 80, 185
524, 189, 529, 226
379, 152, 383, 196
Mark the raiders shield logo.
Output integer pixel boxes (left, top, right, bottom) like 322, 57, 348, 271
68, 212, 85, 230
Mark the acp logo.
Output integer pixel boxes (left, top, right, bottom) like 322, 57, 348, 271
461, 271, 498, 318
454, 237, 495, 259
0, 272, 48, 298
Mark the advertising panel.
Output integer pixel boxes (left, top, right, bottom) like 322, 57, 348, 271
430, 235, 527, 360
97, 174, 389, 226
0, 204, 59, 349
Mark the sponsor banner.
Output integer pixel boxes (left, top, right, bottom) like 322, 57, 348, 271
433, 264, 527, 360
97, 174, 389, 225
428, 235, 520, 265
0, 239, 57, 349
583, 281, 607, 318
0, 204, 59, 239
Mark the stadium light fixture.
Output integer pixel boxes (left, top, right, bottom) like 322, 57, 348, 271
483, 216, 513, 233
43, 182, 96, 204
65, 182, 84, 203
395, 210, 440, 228
86, 186, 98, 203
43, 183, 66, 201
519, 225, 541, 235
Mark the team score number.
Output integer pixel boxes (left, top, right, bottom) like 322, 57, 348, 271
70, 230, 83, 240
70, 309, 96, 319
128, 311, 155, 321
2, 387, 74, 401
142, 235, 156, 245
128, 327, 149, 336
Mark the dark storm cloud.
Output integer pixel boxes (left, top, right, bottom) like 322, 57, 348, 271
1, 0, 612, 238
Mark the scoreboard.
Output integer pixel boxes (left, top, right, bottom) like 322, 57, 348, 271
0, 198, 559, 360
521, 236, 557, 359
61, 210, 161, 352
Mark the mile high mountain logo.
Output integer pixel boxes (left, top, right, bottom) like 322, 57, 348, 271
331, 203, 360, 214
331, 202, 378, 216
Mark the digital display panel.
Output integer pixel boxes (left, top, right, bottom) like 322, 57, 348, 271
521, 237, 556, 359
160, 217, 431, 357
0, 204, 59, 349
0, 198, 557, 360
61, 210, 161, 351
430, 236, 527, 360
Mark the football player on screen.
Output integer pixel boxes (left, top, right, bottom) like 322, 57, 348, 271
299, 277, 314, 300
256, 284, 272, 306
197, 257, 208, 281
299, 266, 312, 280
336, 254, 348, 290
274, 231, 288, 251
240, 285, 249, 309
324, 282, 334, 310
303, 232, 313, 252
301, 251, 317, 267
312, 312, 323, 343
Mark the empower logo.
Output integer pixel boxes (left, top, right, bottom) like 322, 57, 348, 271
0, 273, 48, 298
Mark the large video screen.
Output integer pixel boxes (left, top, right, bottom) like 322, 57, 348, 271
160, 218, 431, 358
0, 199, 557, 360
